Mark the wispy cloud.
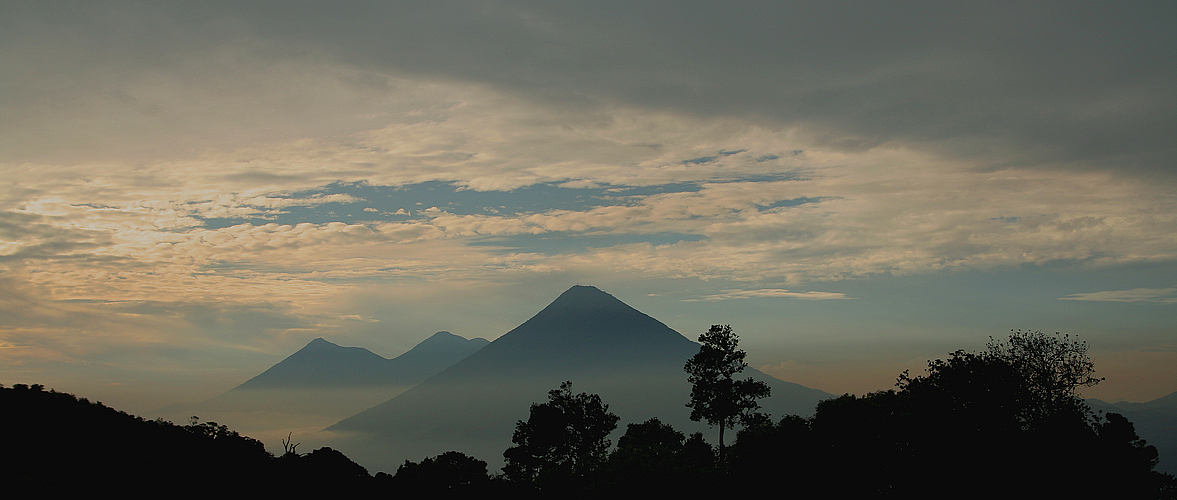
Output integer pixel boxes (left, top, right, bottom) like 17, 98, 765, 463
688, 289, 852, 302
1060, 287, 1177, 304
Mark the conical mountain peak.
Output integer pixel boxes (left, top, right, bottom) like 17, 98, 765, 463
389, 331, 488, 370
493, 285, 688, 351
544, 285, 630, 310
236, 338, 389, 390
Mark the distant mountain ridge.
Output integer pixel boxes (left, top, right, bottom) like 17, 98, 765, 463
157, 332, 488, 419
237, 332, 489, 389
328, 285, 832, 471
1096, 391, 1177, 412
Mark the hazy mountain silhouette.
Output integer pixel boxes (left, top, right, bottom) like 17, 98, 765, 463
327, 285, 832, 470
1088, 390, 1177, 474
238, 332, 489, 389
1098, 391, 1177, 412
160, 332, 488, 418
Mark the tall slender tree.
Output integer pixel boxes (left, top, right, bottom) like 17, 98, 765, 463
685, 325, 770, 459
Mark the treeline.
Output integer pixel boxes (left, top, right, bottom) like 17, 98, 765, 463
4, 330, 1176, 498
0, 383, 369, 495
492, 329, 1176, 498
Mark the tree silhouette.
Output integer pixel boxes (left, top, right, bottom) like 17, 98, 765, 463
598, 418, 719, 495
730, 414, 819, 490
684, 325, 770, 459
984, 329, 1103, 428
392, 451, 490, 492
503, 381, 619, 492
806, 329, 1174, 496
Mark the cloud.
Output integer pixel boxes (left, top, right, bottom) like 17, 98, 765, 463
1060, 287, 1177, 304
5, 97, 1175, 306
243, 2, 1173, 178
1, 3, 1175, 405
688, 289, 851, 302
243, 193, 362, 210
5, 2, 1174, 180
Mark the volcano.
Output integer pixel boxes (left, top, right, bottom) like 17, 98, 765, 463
328, 286, 831, 469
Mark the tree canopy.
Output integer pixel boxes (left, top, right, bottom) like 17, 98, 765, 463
684, 325, 770, 457
795, 329, 1170, 496
503, 381, 619, 491
389, 451, 490, 493
986, 329, 1103, 426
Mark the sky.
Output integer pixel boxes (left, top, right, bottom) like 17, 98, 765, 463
1, 1, 1175, 413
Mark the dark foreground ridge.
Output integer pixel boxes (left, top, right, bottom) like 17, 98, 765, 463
0, 383, 371, 495
4, 329, 1175, 497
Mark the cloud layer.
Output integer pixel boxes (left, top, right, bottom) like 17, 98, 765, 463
1061, 287, 1177, 304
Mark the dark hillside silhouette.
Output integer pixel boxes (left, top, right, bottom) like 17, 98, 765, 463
0, 383, 382, 495
2, 383, 273, 493
5, 327, 1173, 497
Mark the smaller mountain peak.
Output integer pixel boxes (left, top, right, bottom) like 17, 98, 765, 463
413, 331, 488, 351
292, 337, 349, 355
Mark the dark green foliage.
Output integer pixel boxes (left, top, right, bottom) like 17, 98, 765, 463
685, 325, 771, 456
595, 418, 718, 495
722, 330, 1176, 497
983, 329, 1103, 427
503, 381, 619, 493
389, 451, 491, 494
809, 331, 1173, 497
302, 447, 370, 480
728, 414, 824, 496
1087, 412, 1177, 498
613, 417, 687, 464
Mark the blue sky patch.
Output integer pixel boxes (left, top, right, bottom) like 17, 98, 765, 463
194, 180, 706, 229
469, 231, 707, 255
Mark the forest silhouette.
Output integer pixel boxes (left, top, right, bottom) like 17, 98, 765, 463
3, 330, 1174, 498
